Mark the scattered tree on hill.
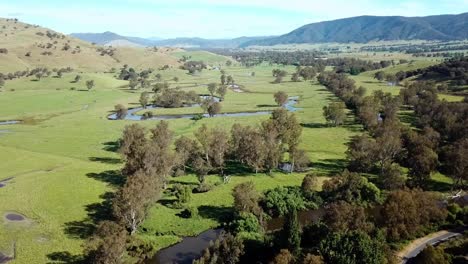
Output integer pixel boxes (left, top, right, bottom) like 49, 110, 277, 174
226, 75, 234, 85
129, 79, 139, 90
323, 102, 346, 126
74, 75, 81, 83
374, 71, 385, 81
155, 73, 162, 81
274, 91, 288, 106
272, 69, 287, 83
291, 73, 301, 82
86, 80, 95, 91
173, 76, 179, 83
220, 74, 226, 85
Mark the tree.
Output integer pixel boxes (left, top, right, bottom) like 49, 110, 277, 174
174, 136, 199, 173
208, 83, 217, 97
414, 245, 449, 264
217, 85, 227, 100
291, 73, 301, 82
226, 60, 232, 66
173, 76, 179, 82
113, 171, 160, 235
373, 71, 385, 81
232, 181, 262, 216
230, 124, 267, 173
114, 104, 128, 120
264, 187, 306, 216
323, 102, 346, 126
35, 72, 43, 81
381, 163, 405, 190
346, 134, 377, 172
381, 189, 447, 241
374, 120, 402, 175
119, 124, 148, 176
261, 120, 282, 173
301, 173, 319, 194
139, 92, 150, 108
302, 254, 324, 264
194, 232, 244, 264
144, 121, 175, 184
322, 170, 381, 206
220, 74, 226, 85
86, 221, 127, 264
0, 77, 4, 89
273, 70, 287, 83
129, 79, 139, 90
74, 75, 81, 83
444, 138, 468, 187
155, 73, 162, 81
207, 102, 222, 117
274, 91, 288, 106
319, 231, 387, 264
86, 80, 95, 91
283, 210, 301, 256
324, 201, 373, 233
227, 75, 234, 85
272, 249, 294, 264
173, 183, 192, 206
207, 127, 229, 174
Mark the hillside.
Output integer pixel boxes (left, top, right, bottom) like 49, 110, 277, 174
243, 12, 468, 47
70, 32, 157, 47
0, 19, 180, 72
72, 32, 273, 49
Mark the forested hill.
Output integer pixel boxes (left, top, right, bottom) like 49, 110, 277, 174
243, 13, 468, 47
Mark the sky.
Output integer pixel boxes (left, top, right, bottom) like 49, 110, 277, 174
0, 0, 467, 39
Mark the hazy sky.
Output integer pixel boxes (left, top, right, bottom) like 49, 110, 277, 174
0, 0, 467, 39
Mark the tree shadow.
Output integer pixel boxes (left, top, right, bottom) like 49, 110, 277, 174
426, 178, 453, 192
87, 170, 125, 188
224, 160, 255, 176
88, 156, 121, 164
103, 140, 120, 152
301, 122, 329, 129
257, 104, 278, 108
198, 205, 233, 223
63, 192, 115, 240
46, 251, 86, 264
313, 159, 348, 176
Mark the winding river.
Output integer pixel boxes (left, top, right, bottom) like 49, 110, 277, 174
108, 96, 301, 121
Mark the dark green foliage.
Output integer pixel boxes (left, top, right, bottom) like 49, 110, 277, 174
319, 231, 387, 264
263, 187, 306, 217
283, 210, 301, 256
321, 170, 381, 206
194, 232, 244, 264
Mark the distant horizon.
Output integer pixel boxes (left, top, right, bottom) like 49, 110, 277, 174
1, 0, 467, 39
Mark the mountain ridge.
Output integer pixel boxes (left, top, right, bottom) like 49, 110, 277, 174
242, 12, 468, 47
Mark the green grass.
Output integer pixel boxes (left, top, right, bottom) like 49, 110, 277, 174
0, 54, 452, 262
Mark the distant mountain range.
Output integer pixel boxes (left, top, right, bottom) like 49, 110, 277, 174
242, 13, 468, 47
72, 12, 468, 49
70, 32, 272, 48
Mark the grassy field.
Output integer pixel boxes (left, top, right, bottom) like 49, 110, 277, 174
0, 50, 456, 262
0, 61, 359, 262
171, 50, 234, 65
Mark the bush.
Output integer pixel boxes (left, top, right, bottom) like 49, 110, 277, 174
191, 113, 204, 121
263, 187, 306, 217
194, 182, 213, 193
180, 206, 199, 218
